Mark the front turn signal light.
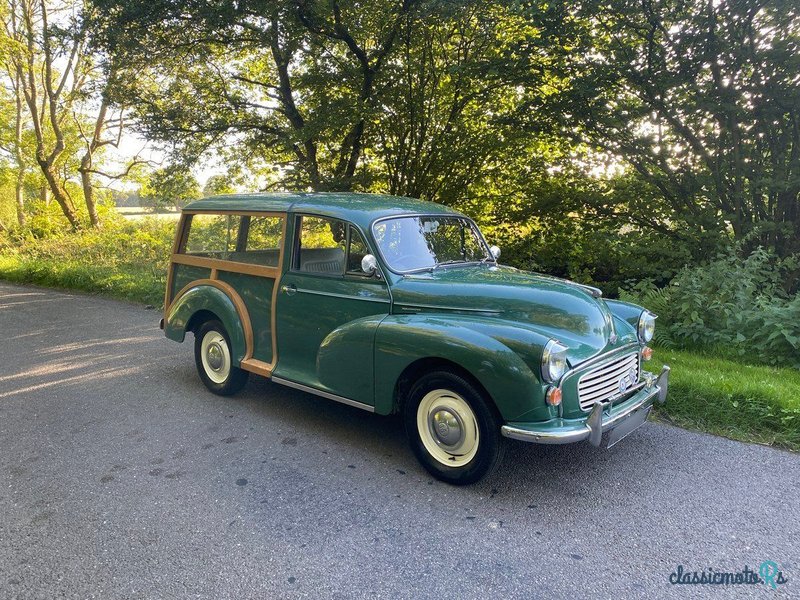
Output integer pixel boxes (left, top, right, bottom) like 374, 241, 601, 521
642, 346, 653, 361
546, 386, 562, 406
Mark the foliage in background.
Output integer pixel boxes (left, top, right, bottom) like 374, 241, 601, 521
517, 0, 800, 261
140, 166, 201, 209
624, 247, 800, 368
0, 215, 174, 305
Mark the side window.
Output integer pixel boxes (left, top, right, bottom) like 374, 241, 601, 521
295, 216, 346, 274
346, 228, 370, 275
236, 216, 283, 266
184, 214, 240, 259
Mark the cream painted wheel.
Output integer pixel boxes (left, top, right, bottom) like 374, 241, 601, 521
416, 389, 480, 467
200, 330, 231, 384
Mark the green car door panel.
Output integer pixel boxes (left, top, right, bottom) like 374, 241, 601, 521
373, 314, 555, 422
274, 273, 390, 404
165, 284, 248, 364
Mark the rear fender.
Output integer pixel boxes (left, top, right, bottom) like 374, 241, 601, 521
164, 281, 250, 364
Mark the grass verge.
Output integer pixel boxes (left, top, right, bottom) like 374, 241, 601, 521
0, 217, 173, 306
652, 348, 800, 452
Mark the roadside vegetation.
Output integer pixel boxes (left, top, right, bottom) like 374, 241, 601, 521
0, 214, 174, 306
654, 349, 800, 453
2, 216, 799, 453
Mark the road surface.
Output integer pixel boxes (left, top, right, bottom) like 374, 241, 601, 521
0, 283, 796, 599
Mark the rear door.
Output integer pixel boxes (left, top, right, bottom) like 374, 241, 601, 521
274, 214, 390, 405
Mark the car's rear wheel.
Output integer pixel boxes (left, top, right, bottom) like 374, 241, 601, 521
403, 370, 504, 485
194, 320, 249, 396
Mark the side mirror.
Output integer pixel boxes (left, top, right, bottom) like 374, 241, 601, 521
489, 245, 501, 260
361, 254, 378, 276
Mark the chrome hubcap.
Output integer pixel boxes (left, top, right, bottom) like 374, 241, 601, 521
430, 407, 464, 448
207, 343, 224, 371
200, 331, 231, 384
416, 389, 480, 467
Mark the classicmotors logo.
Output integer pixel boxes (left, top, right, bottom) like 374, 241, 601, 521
669, 561, 788, 589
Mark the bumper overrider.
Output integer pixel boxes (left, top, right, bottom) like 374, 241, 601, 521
501, 366, 670, 446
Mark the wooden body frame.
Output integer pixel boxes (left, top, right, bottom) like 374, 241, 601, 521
164, 211, 287, 377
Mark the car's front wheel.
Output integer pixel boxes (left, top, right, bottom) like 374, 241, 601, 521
194, 320, 249, 396
403, 370, 504, 485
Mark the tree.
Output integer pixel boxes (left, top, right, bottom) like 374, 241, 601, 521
514, 0, 800, 259
89, 0, 424, 191
203, 174, 235, 197
2, 0, 139, 229
140, 166, 200, 209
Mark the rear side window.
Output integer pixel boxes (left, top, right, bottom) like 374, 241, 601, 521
181, 213, 283, 267
184, 214, 239, 258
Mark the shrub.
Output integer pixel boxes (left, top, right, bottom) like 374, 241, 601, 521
623, 247, 800, 368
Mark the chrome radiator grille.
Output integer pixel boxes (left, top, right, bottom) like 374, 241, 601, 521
577, 352, 639, 411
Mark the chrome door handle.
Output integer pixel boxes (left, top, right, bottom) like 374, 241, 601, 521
281, 284, 297, 296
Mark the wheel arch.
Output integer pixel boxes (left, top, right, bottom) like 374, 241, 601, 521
392, 357, 497, 417
163, 281, 251, 364
373, 315, 547, 421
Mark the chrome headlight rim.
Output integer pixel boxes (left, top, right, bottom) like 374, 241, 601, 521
638, 311, 656, 343
541, 339, 568, 383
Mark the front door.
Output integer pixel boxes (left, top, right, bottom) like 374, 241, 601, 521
274, 215, 390, 406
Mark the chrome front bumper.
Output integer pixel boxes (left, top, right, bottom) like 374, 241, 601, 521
501, 365, 670, 445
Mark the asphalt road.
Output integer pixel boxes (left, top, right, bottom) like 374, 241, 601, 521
0, 282, 797, 599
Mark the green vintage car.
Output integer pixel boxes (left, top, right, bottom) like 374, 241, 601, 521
162, 192, 669, 484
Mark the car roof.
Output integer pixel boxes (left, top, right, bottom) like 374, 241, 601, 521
183, 192, 464, 229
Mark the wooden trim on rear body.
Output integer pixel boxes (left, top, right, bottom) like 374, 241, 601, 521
164, 210, 288, 378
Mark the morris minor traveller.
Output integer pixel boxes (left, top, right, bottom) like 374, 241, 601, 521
162, 193, 669, 484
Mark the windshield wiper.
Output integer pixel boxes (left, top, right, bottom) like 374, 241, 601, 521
432, 259, 466, 271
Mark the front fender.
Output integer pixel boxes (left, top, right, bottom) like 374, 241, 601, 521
605, 299, 645, 330
374, 314, 554, 421
164, 283, 249, 364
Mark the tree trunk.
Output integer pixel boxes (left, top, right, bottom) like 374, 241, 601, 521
39, 162, 81, 229
13, 67, 26, 227
79, 97, 110, 228
79, 156, 100, 228
15, 171, 26, 228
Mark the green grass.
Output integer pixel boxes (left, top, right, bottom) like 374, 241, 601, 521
0, 217, 174, 306
0, 254, 165, 305
1, 219, 798, 452
652, 348, 800, 452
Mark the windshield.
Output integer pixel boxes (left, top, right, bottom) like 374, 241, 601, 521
372, 216, 492, 273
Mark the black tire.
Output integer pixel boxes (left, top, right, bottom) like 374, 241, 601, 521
403, 370, 505, 485
194, 319, 249, 396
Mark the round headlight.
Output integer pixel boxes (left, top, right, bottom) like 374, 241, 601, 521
638, 311, 656, 343
542, 339, 568, 383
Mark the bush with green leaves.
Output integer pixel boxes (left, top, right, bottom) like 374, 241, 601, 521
623, 248, 800, 368
0, 215, 176, 306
